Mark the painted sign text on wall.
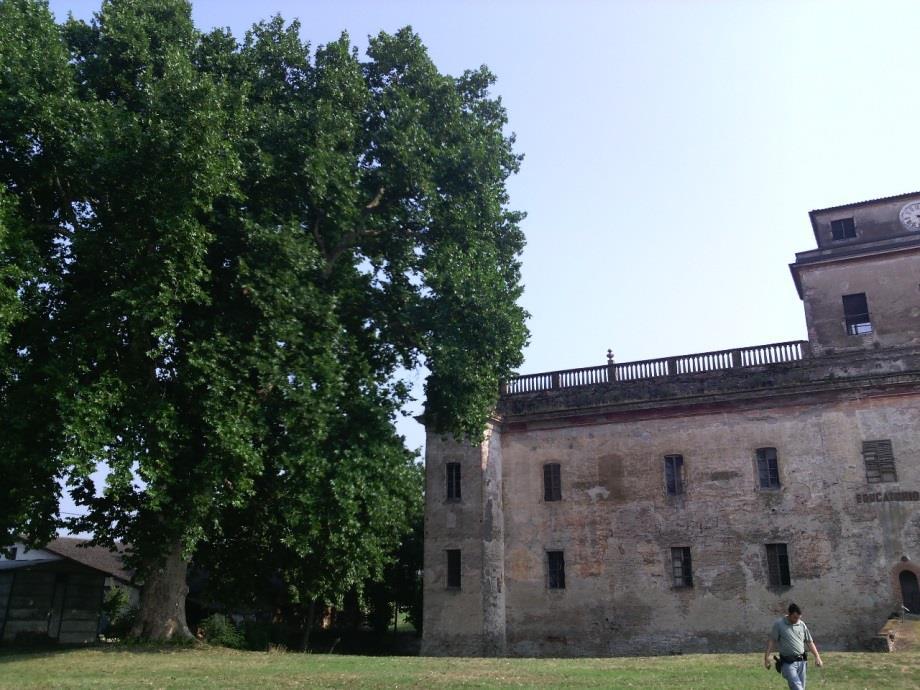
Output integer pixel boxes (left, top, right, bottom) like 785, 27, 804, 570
856, 490, 920, 504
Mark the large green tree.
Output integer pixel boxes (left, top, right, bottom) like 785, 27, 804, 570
0, 0, 83, 552
0, 0, 527, 640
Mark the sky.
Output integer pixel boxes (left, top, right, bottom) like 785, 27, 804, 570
46, 0, 920, 469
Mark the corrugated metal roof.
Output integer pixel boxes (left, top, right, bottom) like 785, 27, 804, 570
810, 190, 920, 214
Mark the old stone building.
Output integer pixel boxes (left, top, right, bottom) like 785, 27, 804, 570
422, 192, 920, 657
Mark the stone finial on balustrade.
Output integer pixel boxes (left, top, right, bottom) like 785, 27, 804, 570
607, 349, 616, 383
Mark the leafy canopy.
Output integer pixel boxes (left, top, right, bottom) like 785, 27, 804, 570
0, 0, 527, 611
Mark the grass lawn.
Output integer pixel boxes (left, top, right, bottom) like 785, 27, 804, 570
0, 646, 918, 689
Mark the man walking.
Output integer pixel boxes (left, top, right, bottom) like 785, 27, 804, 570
764, 603, 824, 690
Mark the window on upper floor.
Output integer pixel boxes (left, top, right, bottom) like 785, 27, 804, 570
446, 462, 461, 500
831, 217, 857, 240
446, 549, 461, 589
766, 543, 791, 587
543, 463, 562, 502
863, 440, 897, 483
547, 550, 566, 589
671, 547, 693, 588
843, 293, 872, 335
664, 454, 685, 496
756, 447, 781, 489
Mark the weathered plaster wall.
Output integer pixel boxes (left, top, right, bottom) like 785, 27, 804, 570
424, 385, 920, 656
498, 392, 920, 656
811, 193, 920, 248
798, 249, 920, 354
422, 432, 485, 655
422, 424, 506, 656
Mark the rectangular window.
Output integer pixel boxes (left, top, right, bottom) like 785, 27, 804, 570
766, 543, 791, 587
671, 547, 693, 588
756, 447, 780, 489
446, 462, 461, 500
843, 293, 872, 335
831, 217, 857, 240
863, 440, 897, 483
547, 551, 566, 589
446, 549, 461, 589
544, 463, 562, 502
664, 455, 685, 496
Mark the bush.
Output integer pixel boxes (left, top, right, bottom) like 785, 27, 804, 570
242, 620, 271, 651
102, 587, 129, 621
200, 613, 245, 649
102, 587, 138, 639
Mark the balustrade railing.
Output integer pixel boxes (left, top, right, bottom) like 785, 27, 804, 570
501, 340, 809, 396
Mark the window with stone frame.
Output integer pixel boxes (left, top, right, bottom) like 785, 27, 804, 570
543, 463, 562, 502
862, 440, 897, 483
671, 547, 693, 588
446, 549, 461, 589
664, 454, 685, 496
446, 462, 461, 500
766, 543, 791, 587
547, 550, 566, 589
756, 447, 780, 489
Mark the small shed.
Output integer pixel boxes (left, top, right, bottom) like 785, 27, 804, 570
0, 537, 134, 645
0, 559, 106, 644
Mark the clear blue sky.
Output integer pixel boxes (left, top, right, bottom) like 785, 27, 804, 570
48, 0, 920, 464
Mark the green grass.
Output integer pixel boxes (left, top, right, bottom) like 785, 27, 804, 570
0, 646, 918, 689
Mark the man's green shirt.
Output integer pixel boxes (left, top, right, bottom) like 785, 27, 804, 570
771, 617, 812, 657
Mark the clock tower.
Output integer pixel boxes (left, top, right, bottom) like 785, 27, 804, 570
791, 191, 920, 355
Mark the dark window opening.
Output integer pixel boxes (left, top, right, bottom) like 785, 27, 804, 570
547, 550, 566, 589
4, 546, 17, 560
446, 549, 461, 589
671, 547, 693, 588
766, 543, 791, 587
544, 463, 562, 502
446, 462, 461, 500
843, 293, 872, 335
756, 447, 780, 489
862, 440, 897, 483
831, 217, 857, 240
664, 454, 685, 496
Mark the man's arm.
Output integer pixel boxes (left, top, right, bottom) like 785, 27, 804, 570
764, 638, 774, 669
807, 639, 823, 667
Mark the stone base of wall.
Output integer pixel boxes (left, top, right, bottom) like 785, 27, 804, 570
422, 632, 872, 657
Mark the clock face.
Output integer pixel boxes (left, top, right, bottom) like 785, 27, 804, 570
899, 202, 920, 231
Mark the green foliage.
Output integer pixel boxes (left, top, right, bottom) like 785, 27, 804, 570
200, 614, 245, 649
102, 587, 138, 639
0, 0, 528, 635
241, 621, 272, 652
102, 587, 129, 621
0, 0, 78, 550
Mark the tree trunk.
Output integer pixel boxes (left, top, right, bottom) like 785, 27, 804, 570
130, 542, 193, 641
299, 600, 316, 651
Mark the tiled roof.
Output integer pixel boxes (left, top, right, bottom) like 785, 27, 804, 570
43, 537, 133, 583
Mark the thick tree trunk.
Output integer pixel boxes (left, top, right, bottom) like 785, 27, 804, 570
130, 542, 194, 641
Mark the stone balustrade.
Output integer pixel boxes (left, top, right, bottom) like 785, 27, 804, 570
501, 340, 810, 396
